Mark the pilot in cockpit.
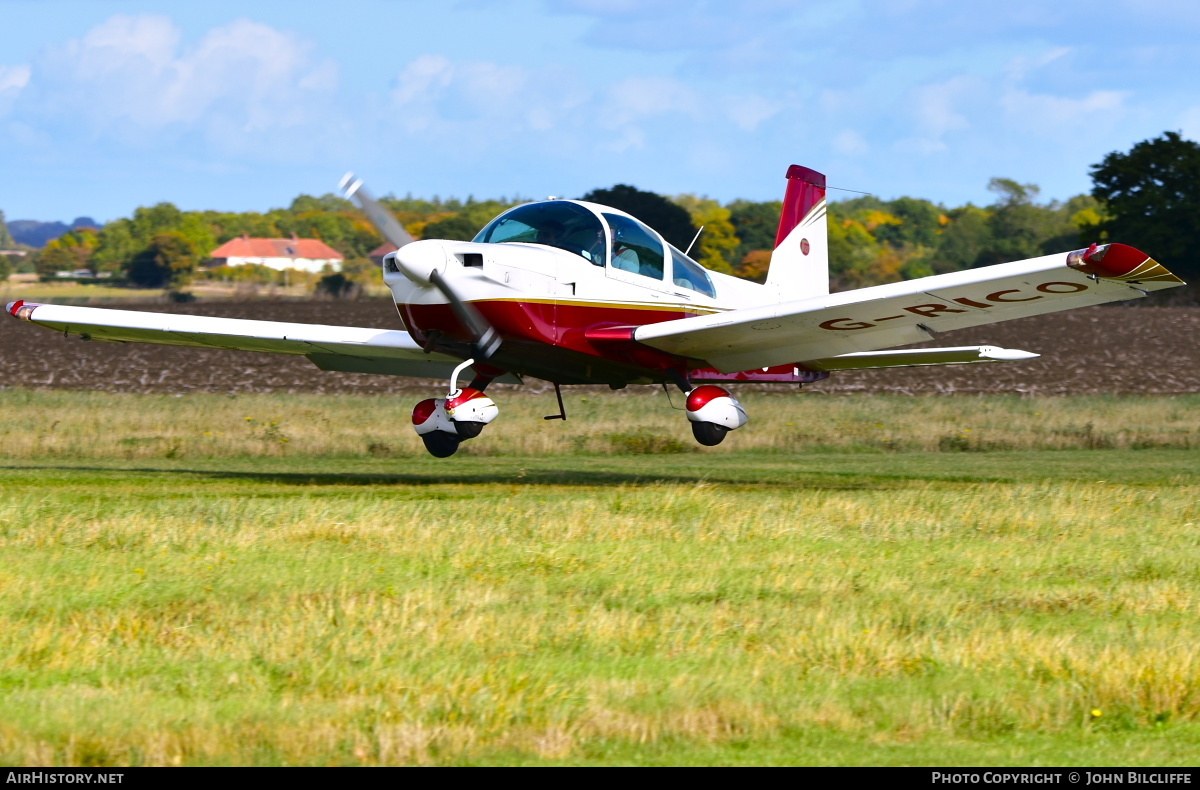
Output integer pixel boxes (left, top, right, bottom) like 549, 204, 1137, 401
538, 218, 606, 266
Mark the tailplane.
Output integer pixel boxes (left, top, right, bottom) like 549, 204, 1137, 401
766, 165, 829, 300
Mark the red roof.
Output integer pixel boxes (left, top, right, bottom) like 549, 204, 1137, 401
369, 242, 398, 258
210, 236, 343, 260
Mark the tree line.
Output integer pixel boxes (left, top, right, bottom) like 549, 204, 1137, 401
2, 132, 1196, 296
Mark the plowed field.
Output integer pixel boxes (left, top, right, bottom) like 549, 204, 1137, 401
2, 299, 1197, 395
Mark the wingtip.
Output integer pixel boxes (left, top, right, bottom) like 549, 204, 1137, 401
7, 300, 40, 320
981, 346, 1039, 361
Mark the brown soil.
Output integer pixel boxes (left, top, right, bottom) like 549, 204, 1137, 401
1, 300, 1197, 395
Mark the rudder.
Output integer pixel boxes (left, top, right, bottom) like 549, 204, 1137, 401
766, 165, 829, 300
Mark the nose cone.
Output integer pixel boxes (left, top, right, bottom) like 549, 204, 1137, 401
394, 239, 448, 285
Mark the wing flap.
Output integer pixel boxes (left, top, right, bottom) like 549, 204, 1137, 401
802, 345, 1038, 372
636, 246, 1183, 372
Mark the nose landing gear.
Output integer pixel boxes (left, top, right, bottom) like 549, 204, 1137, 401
412, 359, 499, 458
685, 385, 748, 446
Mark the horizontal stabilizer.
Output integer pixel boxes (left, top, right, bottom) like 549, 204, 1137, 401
802, 345, 1038, 372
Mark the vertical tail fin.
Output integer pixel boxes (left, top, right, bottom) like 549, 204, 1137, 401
765, 165, 829, 300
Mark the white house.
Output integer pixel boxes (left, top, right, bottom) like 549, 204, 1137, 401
209, 235, 344, 273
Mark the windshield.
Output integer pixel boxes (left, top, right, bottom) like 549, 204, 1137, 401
473, 202, 606, 265
603, 213, 665, 281
667, 244, 716, 298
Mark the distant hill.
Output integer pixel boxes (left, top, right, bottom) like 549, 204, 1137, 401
8, 217, 99, 248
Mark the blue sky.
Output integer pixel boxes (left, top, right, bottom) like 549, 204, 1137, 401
2, 0, 1198, 222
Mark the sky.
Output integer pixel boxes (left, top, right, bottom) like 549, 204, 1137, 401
2, 0, 1199, 223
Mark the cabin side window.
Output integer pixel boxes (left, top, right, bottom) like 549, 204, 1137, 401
667, 244, 717, 298
602, 213, 665, 281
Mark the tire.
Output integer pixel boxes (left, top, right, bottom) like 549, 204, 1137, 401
452, 420, 485, 439
691, 421, 729, 446
421, 430, 461, 458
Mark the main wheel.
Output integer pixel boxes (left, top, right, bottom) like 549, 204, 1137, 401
452, 420, 485, 439
691, 421, 729, 446
421, 430, 461, 458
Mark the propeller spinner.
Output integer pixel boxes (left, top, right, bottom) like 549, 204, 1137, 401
339, 172, 501, 360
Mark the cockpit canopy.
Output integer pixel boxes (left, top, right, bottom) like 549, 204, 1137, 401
472, 200, 716, 298
473, 202, 606, 265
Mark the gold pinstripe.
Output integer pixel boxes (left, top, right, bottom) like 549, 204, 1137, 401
1104, 257, 1183, 284
479, 296, 731, 315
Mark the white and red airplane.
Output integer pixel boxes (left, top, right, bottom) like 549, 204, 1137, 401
7, 165, 1185, 457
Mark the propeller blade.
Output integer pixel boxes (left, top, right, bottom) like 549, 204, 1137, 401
429, 269, 501, 359
339, 172, 501, 360
339, 172, 415, 250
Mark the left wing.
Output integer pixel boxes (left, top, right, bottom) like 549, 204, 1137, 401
637, 243, 1183, 372
6, 301, 519, 382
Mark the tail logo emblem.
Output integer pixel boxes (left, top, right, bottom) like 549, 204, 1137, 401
800, 238, 810, 256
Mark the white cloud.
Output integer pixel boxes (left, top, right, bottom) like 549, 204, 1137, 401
21, 14, 344, 158
604, 76, 699, 119
832, 129, 869, 156
0, 64, 31, 116
0, 65, 31, 93
388, 59, 716, 155
724, 94, 781, 132
1000, 88, 1127, 134
389, 55, 588, 145
890, 76, 978, 155
913, 76, 975, 137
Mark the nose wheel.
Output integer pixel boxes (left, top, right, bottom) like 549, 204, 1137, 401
421, 430, 461, 458
411, 358, 500, 458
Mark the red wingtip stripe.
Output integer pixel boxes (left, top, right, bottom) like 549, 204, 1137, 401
7, 300, 25, 317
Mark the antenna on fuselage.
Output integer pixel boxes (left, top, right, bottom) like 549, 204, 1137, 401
684, 225, 704, 257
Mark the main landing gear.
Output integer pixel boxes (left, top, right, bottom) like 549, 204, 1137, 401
411, 359, 499, 458
684, 385, 748, 446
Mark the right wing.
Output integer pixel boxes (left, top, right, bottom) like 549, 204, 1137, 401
636, 243, 1184, 372
6, 301, 519, 382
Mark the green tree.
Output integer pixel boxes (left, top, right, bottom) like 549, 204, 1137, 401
0, 209, 14, 249
91, 221, 136, 274
34, 230, 98, 278
290, 193, 356, 214
126, 232, 197, 289
421, 201, 514, 242
35, 245, 78, 278
727, 200, 782, 260
672, 195, 739, 274
826, 209, 882, 290
973, 178, 1059, 267
1090, 131, 1200, 285
580, 185, 696, 250
932, 205, 992, 273
882, 197, 943, 249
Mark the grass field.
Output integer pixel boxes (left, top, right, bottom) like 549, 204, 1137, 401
1, 389, 1198, 765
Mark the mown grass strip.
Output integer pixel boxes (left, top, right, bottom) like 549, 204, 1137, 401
1, 391, 1198, 765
